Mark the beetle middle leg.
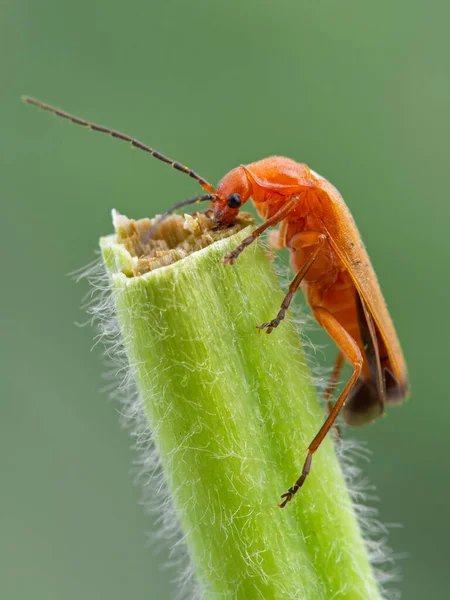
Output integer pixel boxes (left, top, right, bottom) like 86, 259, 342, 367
258, 233, 327, 333
267, 228, 285, 262
279, 308, 362, 508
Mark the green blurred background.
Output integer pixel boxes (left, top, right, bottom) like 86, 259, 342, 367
2, 1, 449, 598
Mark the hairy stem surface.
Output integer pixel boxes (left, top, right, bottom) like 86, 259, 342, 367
100, 211, 381, 599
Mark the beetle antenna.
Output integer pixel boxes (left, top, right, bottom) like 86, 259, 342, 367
142, 193, 217, 245
22, 96, 217, 194
158, 193, 217, 218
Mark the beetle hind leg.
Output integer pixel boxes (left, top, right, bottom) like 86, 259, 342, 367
279, 308, 362, 507
279, 451, 313, 508
324, 352, 345, 441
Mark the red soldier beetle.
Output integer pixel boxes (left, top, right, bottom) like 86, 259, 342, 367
24, 97, 408, 508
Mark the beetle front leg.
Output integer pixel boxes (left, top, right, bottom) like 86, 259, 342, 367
223, 197, 298, 265
223, 233, 256, 265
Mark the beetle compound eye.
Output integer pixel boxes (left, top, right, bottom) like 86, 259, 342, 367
226, 193, 241, 208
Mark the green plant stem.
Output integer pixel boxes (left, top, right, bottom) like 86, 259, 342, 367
100, 215, 381, 599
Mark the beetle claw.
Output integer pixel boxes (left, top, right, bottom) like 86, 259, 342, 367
257, 319, 279, 334
223, 253, 237, 266
278, 490, 294, 509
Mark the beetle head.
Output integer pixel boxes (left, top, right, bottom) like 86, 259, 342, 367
211, 167, 252, 226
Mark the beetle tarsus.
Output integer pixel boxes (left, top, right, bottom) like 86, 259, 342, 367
279, 486, 297, 508
257, 321, 276, 334
223, 252, 238, 266
279, 451, 313, 508
257, 310, 285, 333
